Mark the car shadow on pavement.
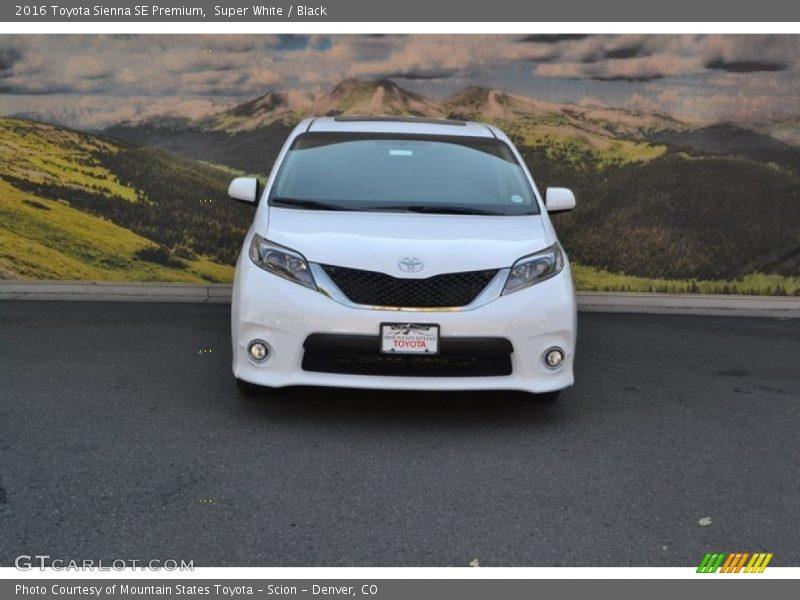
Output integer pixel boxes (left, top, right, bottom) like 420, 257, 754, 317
232, 385, 567, 428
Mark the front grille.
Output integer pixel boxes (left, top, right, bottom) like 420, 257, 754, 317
302, 334, 513, 377
321, 265, 498, 308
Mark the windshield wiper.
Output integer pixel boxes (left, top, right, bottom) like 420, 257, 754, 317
271, 197, 353, 211
366, 204, 501, 216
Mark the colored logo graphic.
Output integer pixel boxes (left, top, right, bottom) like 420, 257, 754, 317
697, 553, 773, 573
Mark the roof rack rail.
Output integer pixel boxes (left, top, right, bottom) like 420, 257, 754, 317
333, 115, 467, 126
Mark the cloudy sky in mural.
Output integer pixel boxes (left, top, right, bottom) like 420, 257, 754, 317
1, 34, 798, 128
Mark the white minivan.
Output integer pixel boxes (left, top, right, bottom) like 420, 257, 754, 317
228, 116, 577, 399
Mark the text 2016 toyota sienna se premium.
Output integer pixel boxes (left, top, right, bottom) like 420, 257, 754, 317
228, 116, 577, 399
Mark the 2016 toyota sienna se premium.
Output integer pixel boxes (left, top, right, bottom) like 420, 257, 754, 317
228, 116, 577, 399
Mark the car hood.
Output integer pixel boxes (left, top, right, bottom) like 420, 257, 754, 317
265, 208, 552, 277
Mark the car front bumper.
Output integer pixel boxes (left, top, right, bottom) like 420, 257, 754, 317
231, 261, 577, 393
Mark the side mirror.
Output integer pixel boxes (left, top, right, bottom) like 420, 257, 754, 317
545, 187, 576, 213
228, 177, 259, 204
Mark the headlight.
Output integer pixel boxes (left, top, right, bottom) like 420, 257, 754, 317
502, 243, 564, 295
248, 233, 316, 290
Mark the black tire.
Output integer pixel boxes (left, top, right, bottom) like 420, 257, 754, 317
536, 390, 561, 402
235, 378, 262, 397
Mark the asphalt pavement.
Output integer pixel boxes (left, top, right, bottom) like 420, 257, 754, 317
0, 301, 798, 566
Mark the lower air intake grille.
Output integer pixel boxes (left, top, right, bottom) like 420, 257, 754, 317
321, 265, 498, 308
302, 334, 513, 377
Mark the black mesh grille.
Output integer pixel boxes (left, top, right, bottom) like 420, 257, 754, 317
322, 265, 498, 308
302, 335, 513, 378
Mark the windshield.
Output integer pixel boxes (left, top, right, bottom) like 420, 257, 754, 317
269, 132, 539, 216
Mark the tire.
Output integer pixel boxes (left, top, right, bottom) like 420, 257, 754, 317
536, 390, 561, 402
235, 378, 262, 397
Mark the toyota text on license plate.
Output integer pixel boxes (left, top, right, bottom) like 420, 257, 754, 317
380, 323, 439, 354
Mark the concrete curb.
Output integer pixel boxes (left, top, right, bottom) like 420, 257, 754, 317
1, 281, 799, 318
576, 292, 800, 318
0, 281, 232, 304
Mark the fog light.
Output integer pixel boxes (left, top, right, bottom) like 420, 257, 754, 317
248, 340, 270, 363
544, 347, 564, 369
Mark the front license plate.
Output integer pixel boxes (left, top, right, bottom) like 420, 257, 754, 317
381, 323, 439, 354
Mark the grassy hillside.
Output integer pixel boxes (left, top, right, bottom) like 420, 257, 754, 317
0, 180, 230, 281
107, 80, 678, 174
5, 78, 800, 294
651, 123, 800, 174
572, 265, 800, 296
105, 121, 291, 175
0, 118, 247, 281
443, 87, 673, 169
523, 151, 800, 282
0, 118, 137, 201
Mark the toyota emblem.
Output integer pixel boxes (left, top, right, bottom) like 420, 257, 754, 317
398, 256, 424, 273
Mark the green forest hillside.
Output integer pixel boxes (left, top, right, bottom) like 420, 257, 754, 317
0, 118, 250, 281
518, 148, 800, 281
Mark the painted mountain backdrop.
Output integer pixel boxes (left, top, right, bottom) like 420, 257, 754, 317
2, 79, 800, 293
